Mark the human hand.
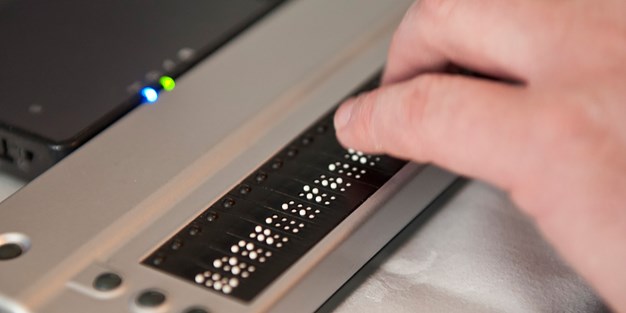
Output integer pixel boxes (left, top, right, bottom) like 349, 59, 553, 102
334, 0, 626, 311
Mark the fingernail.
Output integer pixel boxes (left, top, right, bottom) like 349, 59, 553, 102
334, 99, 354, 131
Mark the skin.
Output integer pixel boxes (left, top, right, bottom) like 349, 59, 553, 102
334, 0, 626, 311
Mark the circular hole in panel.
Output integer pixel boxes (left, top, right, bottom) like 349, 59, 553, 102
0, 233, 31, 261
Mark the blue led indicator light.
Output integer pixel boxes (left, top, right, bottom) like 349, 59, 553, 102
140, 87, 159, 104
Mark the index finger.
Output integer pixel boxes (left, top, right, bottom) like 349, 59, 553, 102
383, 0, 554, 85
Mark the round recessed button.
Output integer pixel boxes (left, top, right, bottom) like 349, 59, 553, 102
270, 159, 283, 170
136, 290, 166, 308
170, 239, 183, 251
0, 243, 23, 260
255, 172, 267, 183
316, 124, 328, 133
188, 226, 201, 236
222, 198, 235, 208
151, 255, 166, 266
301, 136, 313, 145
206, 212, 219, 222
93, 272, 123, 291
286, 148, 298, 158
184, 307, 210, 313
238, 184, 252, 195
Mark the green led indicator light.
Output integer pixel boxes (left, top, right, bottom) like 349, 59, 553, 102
159, 76, 176, 91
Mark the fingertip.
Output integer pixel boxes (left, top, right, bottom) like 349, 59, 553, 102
334, 98, 354, 131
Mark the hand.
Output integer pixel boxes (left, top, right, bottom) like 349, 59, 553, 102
334, 0, 626, 311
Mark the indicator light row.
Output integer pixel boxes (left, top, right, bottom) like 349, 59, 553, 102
140, 76, 176, 104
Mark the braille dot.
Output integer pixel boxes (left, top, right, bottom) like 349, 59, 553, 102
250, 251, 258, 259
205, 281, 213, 287
259, 257, 266, 263
266, 252, 272, 257
266, 237, 274, 245
222, 285, 232, 294
229, 278, 239, 287
282, 203, 289, 210
315, 196, 322, 202
250, 233, 256, 238
276, 243, 283, 248
194, 274, 205, 284
330, 183, 337, 189
316, 124, 328, 133
246, 243, 254, 250
312, 188, 319, 194
229, 257, 238, 266
351, 155, 359, 161
303, 185, 310, 192
360, 157, 367, 164
299, 209, 306, 216
328, 164, 336, 171
231, 245, 239, 253
248, 266, 256, 272
213, 260, 223, 268
136, 290, 166, 308
309, 215, 315, 219
212, 273, 221, 281
242, 272, 250, 278
293, 229, 299, 234
242, 251, 248, 256
206, 212, 219, 222
306, 193, 313, 200
232, 266, 241, 275
93, 272, 123, 291
321, 180, 329, 186
223, 265, 231, 271
255, 226, 262, 233
239, 263, 247, 268
265, 217, 273, 224
214, 282, 223, 290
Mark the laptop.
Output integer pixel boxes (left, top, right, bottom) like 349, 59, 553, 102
0, 0, 456, 312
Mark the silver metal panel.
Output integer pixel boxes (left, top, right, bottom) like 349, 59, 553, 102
0, 0, 455, 312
